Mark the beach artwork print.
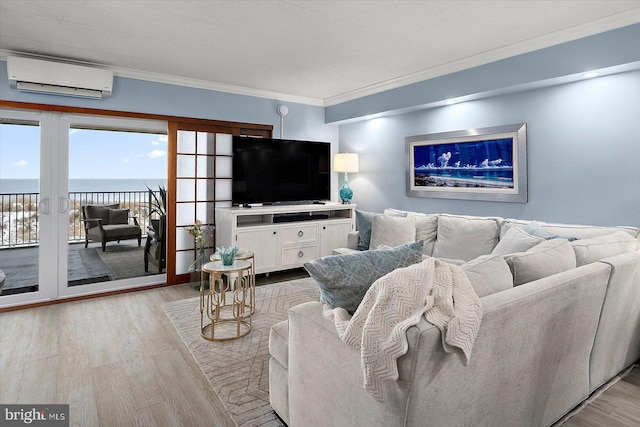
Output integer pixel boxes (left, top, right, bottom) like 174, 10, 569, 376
412, 137, 514, 189
406, 123, 527, 203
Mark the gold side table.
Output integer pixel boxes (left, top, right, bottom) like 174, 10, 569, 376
200, 260, 253, 341
210, 251, 256, 314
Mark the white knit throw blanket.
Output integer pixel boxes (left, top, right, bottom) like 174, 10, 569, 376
324, 257, 483, 401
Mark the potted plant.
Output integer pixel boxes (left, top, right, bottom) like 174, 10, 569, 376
146, 184, 167, 234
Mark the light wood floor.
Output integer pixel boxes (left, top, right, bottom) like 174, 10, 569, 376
1, 274, 639, 427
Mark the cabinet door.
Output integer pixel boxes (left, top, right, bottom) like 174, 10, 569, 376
237, 227, 280, 273
319, 221, 353, 257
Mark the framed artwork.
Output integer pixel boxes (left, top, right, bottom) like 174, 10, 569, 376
406, 123, 527, 203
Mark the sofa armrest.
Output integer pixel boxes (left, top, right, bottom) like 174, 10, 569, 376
347, 231, 360, 250
287, 302, 413, 427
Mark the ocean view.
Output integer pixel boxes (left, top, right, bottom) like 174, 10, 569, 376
0, 179, 168, 194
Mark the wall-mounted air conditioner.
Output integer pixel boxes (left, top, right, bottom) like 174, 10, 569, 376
7, 56, 113, 99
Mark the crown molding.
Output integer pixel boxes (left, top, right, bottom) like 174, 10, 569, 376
324, 11, 640, 106
0, 50, 325, 107
112, 67, 325, 107
2, 9, 638, 109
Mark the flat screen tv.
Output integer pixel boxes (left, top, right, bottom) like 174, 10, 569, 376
232, 136, 330, 206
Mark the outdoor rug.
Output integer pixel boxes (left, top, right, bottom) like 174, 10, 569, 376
97, 244, 153, 280
162, 277, 320, 427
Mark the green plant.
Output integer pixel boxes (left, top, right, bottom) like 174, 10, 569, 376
146, 184, 167, 217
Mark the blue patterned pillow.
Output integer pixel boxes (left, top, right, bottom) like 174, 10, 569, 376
304, 241, 424, 314
356, 210, 375, 251
523, 221, 577, 241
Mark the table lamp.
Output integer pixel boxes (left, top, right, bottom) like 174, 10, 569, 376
333, 153, 359, 204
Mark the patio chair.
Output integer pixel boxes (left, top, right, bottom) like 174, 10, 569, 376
82, 203, 142, 251
144, 215, 166, 273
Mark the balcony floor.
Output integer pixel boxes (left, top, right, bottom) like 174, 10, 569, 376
0, 241, 160, 296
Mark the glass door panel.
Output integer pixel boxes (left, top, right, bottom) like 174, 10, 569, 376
0, 111, 57, 307
64, 126, 168, 290
0, 121, 41, 296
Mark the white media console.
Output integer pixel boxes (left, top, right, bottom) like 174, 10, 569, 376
215, 203, 356, 274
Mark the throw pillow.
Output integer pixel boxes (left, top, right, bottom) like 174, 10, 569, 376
108, 208, 130, 225
571, 231, 638, 266
414, 215, 438, 256
504, 239, 577, 286
369, 214, 416, 250
461, 255, 513, 297
85, 203, 119, 225
432, 214, 502, 261
356, 210, 375, 251
304, 241, 424, 314
491, 226, 545, 256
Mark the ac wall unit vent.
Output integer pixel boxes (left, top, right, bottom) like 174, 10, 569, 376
7, 56, 113, 99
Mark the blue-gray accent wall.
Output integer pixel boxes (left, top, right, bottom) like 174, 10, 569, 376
0, 60, 341, 199
326, 23, 640, 124
0, 62, 337, 143
338, 69, 640, 227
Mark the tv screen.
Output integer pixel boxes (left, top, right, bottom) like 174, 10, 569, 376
232, 136, 330, 205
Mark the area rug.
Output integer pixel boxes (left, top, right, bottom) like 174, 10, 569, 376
162, 277, 320, 427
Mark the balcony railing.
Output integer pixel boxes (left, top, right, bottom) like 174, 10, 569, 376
1, 190, 161, 248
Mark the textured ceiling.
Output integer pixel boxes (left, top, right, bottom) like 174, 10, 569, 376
1, 1, 640, 105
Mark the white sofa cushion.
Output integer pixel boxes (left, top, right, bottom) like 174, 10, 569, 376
491, 226, 545, 256
432, 214, 501, 261
571, 231, 638, 266
461, 255, 513, 297
369, 214, 416, 249
504, 239, 577, 286
501, 218, 640, 239
383, 208, 438, 256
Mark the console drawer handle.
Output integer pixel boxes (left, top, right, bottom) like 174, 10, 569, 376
298, 230, 304, 237
298, 251, 304, 258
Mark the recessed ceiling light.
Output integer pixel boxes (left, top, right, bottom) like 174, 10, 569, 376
581, 71, 600, 78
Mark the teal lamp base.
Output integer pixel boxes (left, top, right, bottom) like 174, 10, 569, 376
339, 174, 353, 204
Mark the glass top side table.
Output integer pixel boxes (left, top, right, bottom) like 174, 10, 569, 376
200, 260, 254, 341
210, 251, 256, 315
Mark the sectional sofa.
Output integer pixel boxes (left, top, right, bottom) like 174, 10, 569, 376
269, 210, 640, 427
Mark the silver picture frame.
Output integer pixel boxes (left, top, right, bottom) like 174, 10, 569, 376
406, 123, 527, 203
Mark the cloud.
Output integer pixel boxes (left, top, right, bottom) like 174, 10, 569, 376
148, 150, 167, 158
151, 135, 168, 146
15, 160, 27, 167
123, 158, 131, 163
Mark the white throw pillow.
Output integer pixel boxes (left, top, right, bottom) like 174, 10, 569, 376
504, 239, 577, 286
491, 226, 545, 256
414, 215, 438, 256
571, 231, 638, 266
461, 255, 513, 297
369, 214, 416, 250
432, 214, 501, 261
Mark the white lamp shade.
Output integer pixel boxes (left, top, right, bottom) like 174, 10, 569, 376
333, 153, 359, 173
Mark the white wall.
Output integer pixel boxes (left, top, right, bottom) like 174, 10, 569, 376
338, 69, 640, 227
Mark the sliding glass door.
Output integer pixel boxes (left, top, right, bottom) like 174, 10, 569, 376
0, 110, 167, 308
57, 115, 167, 299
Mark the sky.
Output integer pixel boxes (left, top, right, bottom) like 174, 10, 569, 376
0, 123, 167, 180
